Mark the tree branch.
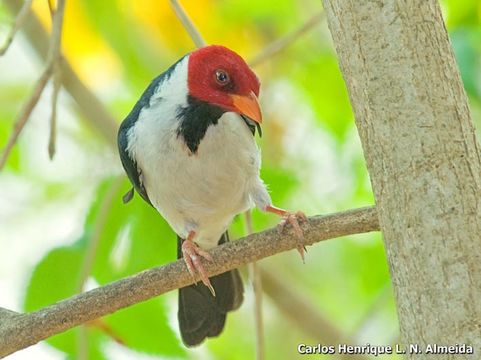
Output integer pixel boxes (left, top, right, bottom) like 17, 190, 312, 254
169, 0, 206, 48
0, 206, 378, 357
322, 0, 481, 349
249, 12, 324, 67
245, 211, 265, 360
47, 0, 66, 160
0, 0, 66, 169
0, 0, 33, 56
0, 2, 379, 357
0, 307, 20, 320
76, 178, 123, 293
0, 65, 52, 169
3, 0, 118, 147
48, 64, 61, 159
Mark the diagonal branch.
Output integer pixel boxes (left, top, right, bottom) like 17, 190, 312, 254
3, 0, 323, 152
0, 307, 20, 320
3, 0, 118, 147
47, 0, 67, 160
0, 0, 66, 170
0, 206, 379, 358
249, 12, 324, 67
0, 0, 33, 56
76, 178, 124, 293
0, 65, 52, 169
75, 177, 125, 353
169, 0, 206, 48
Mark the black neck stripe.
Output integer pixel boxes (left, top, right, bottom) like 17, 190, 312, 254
176, 96, 225, 153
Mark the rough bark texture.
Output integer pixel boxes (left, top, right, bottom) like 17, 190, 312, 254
321, 0, 481, 357
0, 207, 378, 358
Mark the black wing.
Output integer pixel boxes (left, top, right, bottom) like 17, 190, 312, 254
117, 56, 188, 205
118, 120, 151, 205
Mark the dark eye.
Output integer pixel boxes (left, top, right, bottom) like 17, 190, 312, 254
215, 69, 230, 85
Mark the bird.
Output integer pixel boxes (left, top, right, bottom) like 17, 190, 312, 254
118, 45, 307, 347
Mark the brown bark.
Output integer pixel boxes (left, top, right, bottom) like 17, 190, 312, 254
0, 207, 378, 358
322, 0, 481, 357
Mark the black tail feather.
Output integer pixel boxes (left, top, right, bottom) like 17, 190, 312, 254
177, 232, 243, 347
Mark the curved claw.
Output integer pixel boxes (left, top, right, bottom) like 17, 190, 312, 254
273, 209, 308, 263
296, 245, 308, 263
181, 240, 215, 296
277, 211, 307, 237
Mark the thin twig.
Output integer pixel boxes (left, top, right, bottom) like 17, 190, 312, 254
3, 0, 119, 146
0, 0, 33, 56
77, 178, 123, 293
76, 326, 88, 360
0, 0, 66, 169
245, 211, 265, 360
0, 206, 379, 357
48, 63, 61, 159
76, 177, 125, 351
47, 0, 55, 17
249, 12, 324, 67
169, 0, 206, 48
0, 0, 377, 358
46, 0, 66, 64
0, 65, 53, 170
86, 319, 126, 345
47, 0, 66, 160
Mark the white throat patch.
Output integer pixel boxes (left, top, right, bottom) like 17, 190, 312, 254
149, 55, 189, 109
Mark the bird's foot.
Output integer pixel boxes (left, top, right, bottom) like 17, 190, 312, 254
278, 211, 308, 263
181, 232, 215, 296
266, 205, 308, 262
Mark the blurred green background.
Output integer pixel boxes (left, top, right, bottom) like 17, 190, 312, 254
0, 0, 480, 359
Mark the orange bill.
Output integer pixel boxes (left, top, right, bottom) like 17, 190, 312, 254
230, 91, 262, 124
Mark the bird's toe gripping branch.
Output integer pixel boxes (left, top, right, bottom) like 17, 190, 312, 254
265, 205, 309, 262
181, 231, 216, 296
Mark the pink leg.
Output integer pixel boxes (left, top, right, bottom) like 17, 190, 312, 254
265, 205, 308, 262
181, 231, 215, 296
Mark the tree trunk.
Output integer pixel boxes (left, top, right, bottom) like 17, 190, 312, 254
321, 0, 481, 357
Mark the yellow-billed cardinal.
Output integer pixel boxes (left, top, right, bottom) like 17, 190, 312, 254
118, 45, 306, 346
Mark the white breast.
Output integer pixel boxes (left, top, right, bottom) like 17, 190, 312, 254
125, 57, 271, 248
128, 108, 270, 249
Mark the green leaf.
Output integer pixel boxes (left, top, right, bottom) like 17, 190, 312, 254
24, 244, 84, 311
89, 177, 177, 282
24, 243, 87, 354
85, 178, 182, 356
90, 178, 133, 283
125, 197, 176, 273
24, 243, 109, 360
106, 297, 184, 356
